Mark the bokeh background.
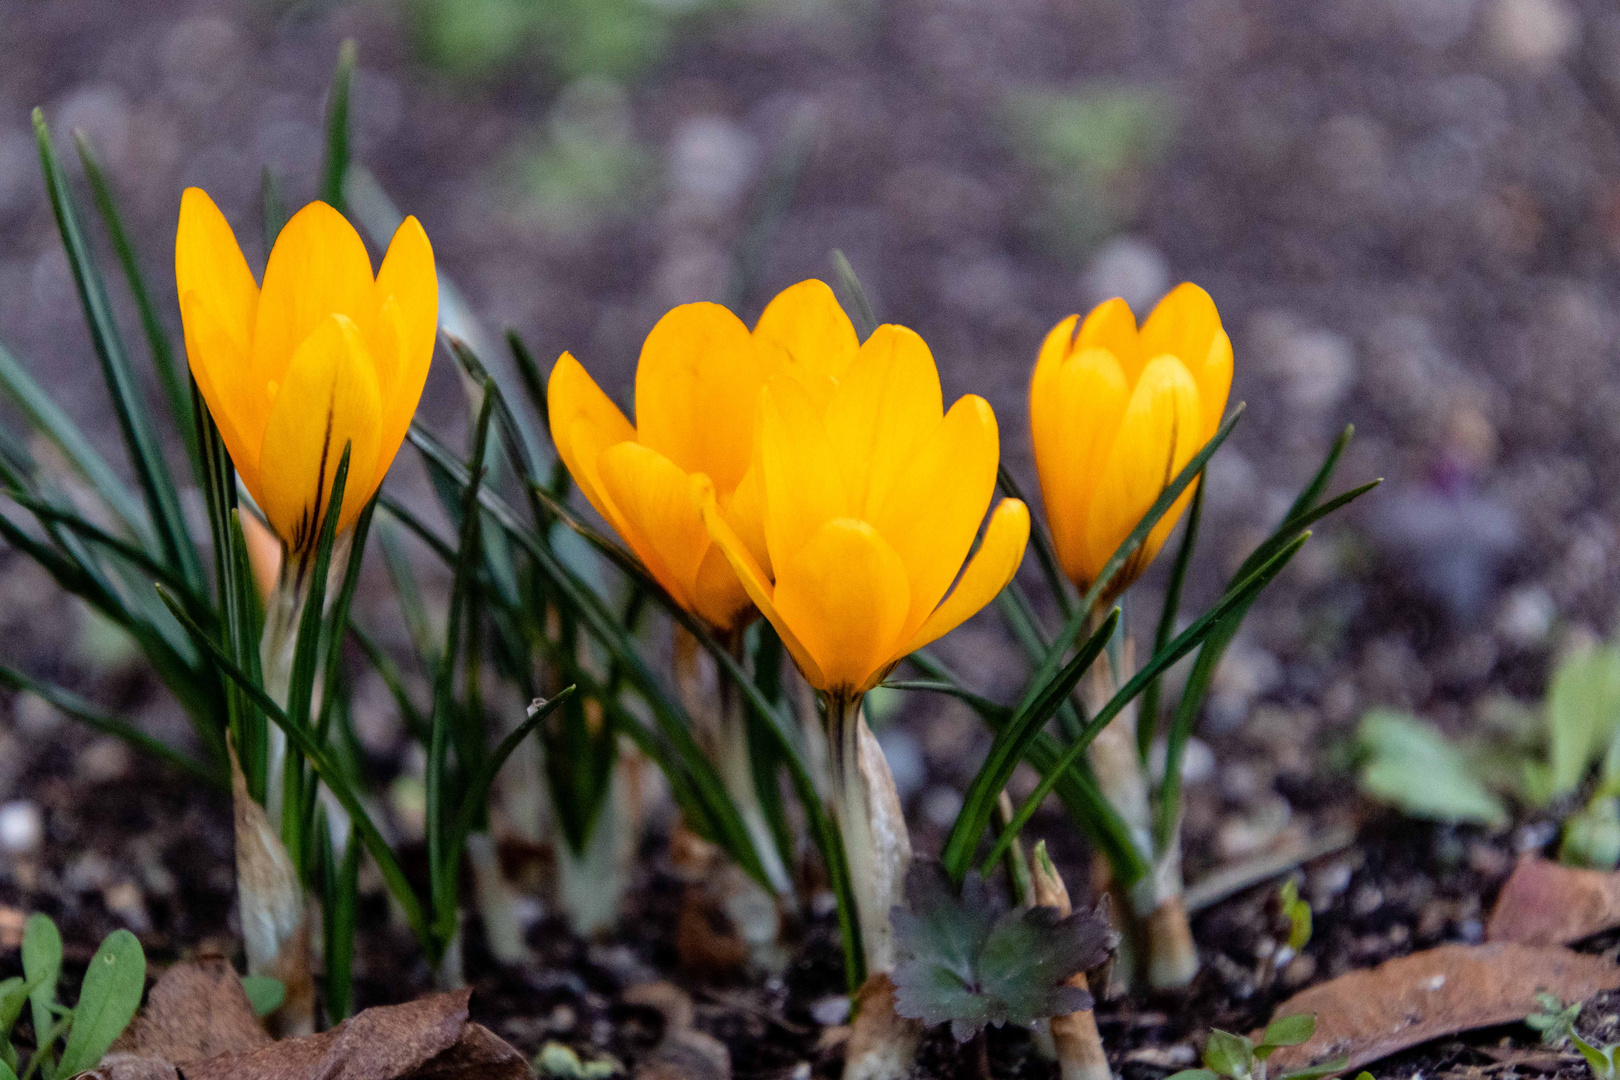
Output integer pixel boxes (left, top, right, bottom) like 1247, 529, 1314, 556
3, 0, 1619, 908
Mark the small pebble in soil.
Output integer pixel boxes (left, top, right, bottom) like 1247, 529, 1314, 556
810, 995, 850, 1026
0, 799, 42, 854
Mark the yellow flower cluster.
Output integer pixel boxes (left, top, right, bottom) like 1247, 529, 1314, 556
175, 186, 1230, 681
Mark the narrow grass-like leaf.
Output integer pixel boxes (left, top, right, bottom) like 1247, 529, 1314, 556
984, 532, 1311, 874
56, 929, 143, 1075
942, 608, 1119, 883
830, 249, 877, 340
348, 622, 431, 741
1139, 476, 1204, 763
2, 488, 201, 606
317, 498, 376, 738
73, 132, 198, 475
261, 167, 289, 249
428, 391, 495, 946
321, 40, 356, 211
154, 583, 432, 950
880, 680, 1013, 722
0, 666, 216, 783
0, 341, 147, 538
321, 822, 360, 1022
1020, 405, 1245, 717
33, 109, 203, 593
997, 464, 1074, 619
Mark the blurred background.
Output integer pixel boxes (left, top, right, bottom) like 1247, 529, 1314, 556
3, 0, 1620, 880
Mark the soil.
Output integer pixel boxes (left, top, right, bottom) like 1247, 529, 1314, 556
5, 0, 1620, 1076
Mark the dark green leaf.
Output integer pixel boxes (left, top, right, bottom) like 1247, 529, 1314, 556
830, 249, 877, 340
1204, 1029, 1255, 1078
240, 975, 285, 1020
322, 41, 357, 211
1277, 1057, 1350, 1080
57, 929, 144, 1075
1140, 475, 1203, 762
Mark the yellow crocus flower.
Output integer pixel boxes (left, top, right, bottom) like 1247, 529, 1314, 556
176, 188, 438, 552
548, 280, 857, 632
1030, 283, 1233, 591
697, 321, 1031, 696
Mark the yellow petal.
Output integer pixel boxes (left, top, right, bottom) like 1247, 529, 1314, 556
694, 474, 825, 688
1037, 347, 1130, 586
758, 378, 848, 572
251, 201, 376, 393
175, 188, 258, 356
870, 394, 1000, 640
1029, 314, 1079, 486
753, 279, 859, 408
370, 216, 438, 492
547, 352, 636, 529
823, 323, 943, 518
181, 289, 265, 500
893, 498, 1030, 662
720, 460, 772, 577
773, 518, 910, 693
595, 441, 709, 616
257, 314, 383, 550
1076, 297, 1143, 385
1141, 283, 1231, 435
692, 544, 754, 632
1082, 356, 1203, 586
634, 301, 762, 494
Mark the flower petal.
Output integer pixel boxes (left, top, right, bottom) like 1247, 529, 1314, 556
753, 279, 859, 408
893, 498, 1030, 662
257, 314, 383, 549
1029, 314, 1079, 486
870, 394, 1000, 640
758, 378, 848, 572
1039, 347, 1130, 586
181, 289, 266, 501
595, 441, 709, 617
175, 188, 258, 356
370, 216, 438, 491
635, 301, 762, 493
1076, 297, 1144, 385
547, 352, 636, 529
773, 518, 911, 694
251, 201, 376, 393
823, 323, 943, 519
1141, 283, 1231, 435
1082, 355, 1204, 586
695, 474, 825, 688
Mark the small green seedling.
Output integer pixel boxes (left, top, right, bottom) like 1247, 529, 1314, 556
239, 975, 285, 1020
536, 1041, 620, 1078
1278, 879, 1312, 954
4, 913, 145, 1080
890, 862, 1116, 1043
1168, 1014, 1347, 1080
1527, 993, 1619, 1079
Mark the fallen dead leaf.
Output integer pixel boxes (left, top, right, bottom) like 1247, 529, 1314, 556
1486, 855, 1620, 946
91, 986, 526, 1080
1264, 943, 1620, 1075
109, 957, 270, 1063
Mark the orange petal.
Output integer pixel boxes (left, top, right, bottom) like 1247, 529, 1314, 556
869, 394, 1000, 640
753, 279, 859, 408
370, 216, 438, 492
1082, 355, 1203, 586
547, 352, 636, 530
175, 188, 258, 356
634, 301, 762, 493
1076, 297, 1144, 385
822, 323, 943, 519
695, 474, 825, 688
1037, 347, 1130, 586
1141, 282, 1231, 436
773, 518, 911, 694
251, 201, 376, 393
758, 379, 848, 572
893, 498, 1030, 662
181, 289, 266, 501
257, 314, 383, 549
595, 441, 710, 617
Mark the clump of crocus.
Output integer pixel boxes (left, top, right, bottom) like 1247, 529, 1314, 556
1028, 284, 1231, 989
699, 305, 1029, 1079
177, 188, 437, 1025
547, 283, 860, 915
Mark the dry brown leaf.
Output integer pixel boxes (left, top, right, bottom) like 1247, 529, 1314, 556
112, 957, 269, 1062
1265, 943, 1620, 1075
0, 906, 23, 949
1486, 855, 1620, 946
844, 974, 921, 1080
